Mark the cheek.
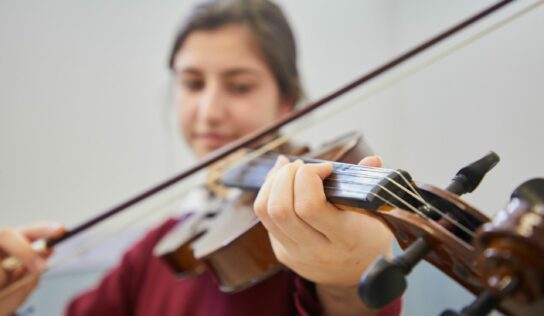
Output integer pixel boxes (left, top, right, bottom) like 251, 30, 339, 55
234, 89, 283, 134
231, 100, 278, 135
176, 93, 196, 140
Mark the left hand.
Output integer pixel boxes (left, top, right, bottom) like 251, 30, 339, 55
253, 155, 392, 289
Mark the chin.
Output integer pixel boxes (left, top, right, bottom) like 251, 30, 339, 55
195, 144, 220, 158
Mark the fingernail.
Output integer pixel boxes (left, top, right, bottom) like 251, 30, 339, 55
275, 155, 289, 166
360, 155, 382, 167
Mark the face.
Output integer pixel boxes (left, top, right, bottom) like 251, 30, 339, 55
172, 24, 293, 158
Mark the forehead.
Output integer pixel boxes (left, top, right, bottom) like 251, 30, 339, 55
173, 24, 269, 74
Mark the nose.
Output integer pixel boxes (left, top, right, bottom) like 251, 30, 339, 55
198, 82, 226, 124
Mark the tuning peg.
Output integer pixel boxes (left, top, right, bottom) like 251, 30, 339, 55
358, 237, 431, 309
446, 151, 499, 195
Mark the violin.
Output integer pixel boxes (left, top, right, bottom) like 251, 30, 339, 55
156, 136, 543, 315
149, 126, 542, 316
2, 1, 542, 315
154, 131, 370, 292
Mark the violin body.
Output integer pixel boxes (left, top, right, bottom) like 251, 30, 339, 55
154, 131, 372, 292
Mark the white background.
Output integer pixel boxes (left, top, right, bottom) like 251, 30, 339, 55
1, 0, 542, 315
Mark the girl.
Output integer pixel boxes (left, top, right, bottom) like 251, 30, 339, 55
1, 1, 399, 315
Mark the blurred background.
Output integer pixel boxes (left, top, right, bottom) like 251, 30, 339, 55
1, 0, 542, 314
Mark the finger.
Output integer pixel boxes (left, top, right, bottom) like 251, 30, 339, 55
266, 154, 289, 178
267, 234, 294, 266
292, 163, 345, 239
17, 222, 65, 241
358, 155, 382, 168
0, 274, 39, 315
2, 265, 26, 288
0, 229, 45, 273
267, 160, 329, 245
254, 159, 298, 249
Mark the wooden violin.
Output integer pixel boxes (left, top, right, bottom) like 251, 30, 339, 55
3, 2, 538, 315
152, 120, 543, 316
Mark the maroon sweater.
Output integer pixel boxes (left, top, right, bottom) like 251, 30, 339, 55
66, 219, 401, 315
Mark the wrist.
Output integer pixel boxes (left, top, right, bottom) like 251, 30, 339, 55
316, 283, 377, 316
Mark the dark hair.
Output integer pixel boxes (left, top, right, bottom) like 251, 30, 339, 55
168, 0, 302, 103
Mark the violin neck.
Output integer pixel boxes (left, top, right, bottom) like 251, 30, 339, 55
221, 153, 413, 212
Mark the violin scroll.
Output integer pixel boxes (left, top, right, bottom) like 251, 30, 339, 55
476, 192, 544, 304
442, 178, 544, 315
358, 152, 499, 309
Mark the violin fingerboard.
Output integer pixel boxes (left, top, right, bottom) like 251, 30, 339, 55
221, 154, 413, 212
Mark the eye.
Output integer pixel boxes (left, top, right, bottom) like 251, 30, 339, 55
227, 82, 254, 95
180, 78, 204, 92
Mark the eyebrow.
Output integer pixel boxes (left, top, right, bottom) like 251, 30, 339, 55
175, 67, 262, 78
222, 68, 261, 78
175, 67, 200, 76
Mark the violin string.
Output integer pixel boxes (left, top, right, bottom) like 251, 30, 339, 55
383, 174, 476, 235
236, 160, 405, 186
361, 189, 458, 240
326, 167, 422, 202
229, 160, 395, 179
328, 169, 475, 235
209, 138, 462, 231
327, 168, 474, 236
323, 179, 476, 237
323, 184, 424, 217
206, 121, 315, 184
357, 185, 428, 223
222, 156, 475, 235
322, 182, 434, 234
367, 191, 406, 214
223, 157, 474, 235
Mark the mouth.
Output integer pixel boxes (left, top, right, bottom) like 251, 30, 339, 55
194, 132, 232, 149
